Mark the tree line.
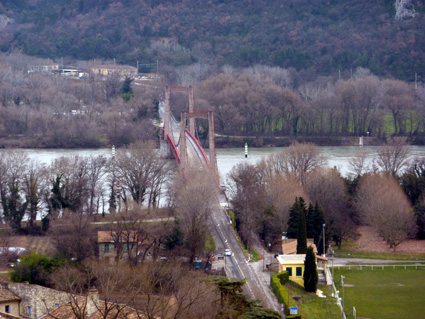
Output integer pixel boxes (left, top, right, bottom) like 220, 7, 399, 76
196, 69, 425, 138
0, 54, 159, 148
229, 138, 424, 253
1, 53, 424, 148
0, 142, 171, 234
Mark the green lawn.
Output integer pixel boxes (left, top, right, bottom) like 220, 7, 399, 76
333, 266, 425, 319
285, 283, 341, 319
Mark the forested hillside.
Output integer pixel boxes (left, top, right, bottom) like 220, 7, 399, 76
0, 0, 424, 81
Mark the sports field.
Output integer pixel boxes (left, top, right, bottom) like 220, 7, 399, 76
333, 265, 425, 319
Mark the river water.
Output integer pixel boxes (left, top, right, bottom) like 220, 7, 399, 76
1, 145, 424, 213
5, 145, 425, 182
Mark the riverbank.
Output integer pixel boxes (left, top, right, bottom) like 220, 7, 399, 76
215, 135, 379, 148
2, 134, 425, 149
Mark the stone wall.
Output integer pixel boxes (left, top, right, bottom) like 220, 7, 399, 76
0, 282, 69, 319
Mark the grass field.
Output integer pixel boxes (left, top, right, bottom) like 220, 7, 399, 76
286, 283, 341, 319
333, 266, 425, 319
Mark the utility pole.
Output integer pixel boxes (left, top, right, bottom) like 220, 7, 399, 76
341, 275, 345, 319
415, 73, 418, 90
323, 224, 326, 257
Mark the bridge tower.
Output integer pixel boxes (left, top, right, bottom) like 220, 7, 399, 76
180, 111, 217, 177
163, 85, 218, 179
164, 85, 195, 139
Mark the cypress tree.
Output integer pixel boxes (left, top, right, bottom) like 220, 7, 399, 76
296, 201, 307, 254
306, 201, 328, 255
287, 197, 300, 238
303, 246, 318, 292
306, 203, 316, 238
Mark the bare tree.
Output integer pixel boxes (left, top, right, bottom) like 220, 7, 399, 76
355, 173, 416, 251
228, 162, 266, 253
261, 172, 308, 244
49, 212, 96, 261
266, 142, 327, 185
22, 159, 49, 232
172, 170, 218, 264
304, 168, 356, 249
376, 136, 411, 176
382, 79, 414, 134
49, 156, 90, 214
348, 149, 371, 178
86, 156, 107, 215
50, 260, 218, 319
0, 151, 28, 230
114, 141, 171, 209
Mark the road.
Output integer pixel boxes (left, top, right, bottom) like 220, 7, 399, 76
159, 101, 281, 314
210, 196, 281, 313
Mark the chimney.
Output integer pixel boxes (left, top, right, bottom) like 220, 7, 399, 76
86, 288, 99, 316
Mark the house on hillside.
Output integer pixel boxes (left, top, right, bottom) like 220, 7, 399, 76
98, 230, 138, 263
90, 65, 137, 78
28, 61, 59, 74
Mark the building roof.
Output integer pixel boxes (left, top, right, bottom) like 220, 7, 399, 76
276, 254, 306, 265
97, 230, 139, 243
0, 311, 21, 319
281, 238, 318, 255
0, 288, 20, 302
43, 298, 148, 319
91, 65, 137, 71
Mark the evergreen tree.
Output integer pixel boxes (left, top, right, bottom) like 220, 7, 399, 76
121, 76, 134, 102
296, 203, 307, 254
121, 76, 133, 94
303, 246, 318, 292
306, 201, 328, 255
287, 197, 307, 238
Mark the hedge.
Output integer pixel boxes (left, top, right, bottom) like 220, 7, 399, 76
270, 272, 298, 317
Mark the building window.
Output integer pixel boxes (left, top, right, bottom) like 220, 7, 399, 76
285, 267, 292, 276
296, 267, 302, 276
125, 244, 133, 252
5, 305, 10, 313
28, 306, 32, 314
102, 244, 113, 252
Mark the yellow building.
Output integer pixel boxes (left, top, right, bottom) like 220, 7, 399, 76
277, 238, 329, 287
276, 254, 307, 286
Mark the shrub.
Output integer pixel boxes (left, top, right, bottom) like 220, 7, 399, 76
277, 271, 289, 285
270, 272, 294, 315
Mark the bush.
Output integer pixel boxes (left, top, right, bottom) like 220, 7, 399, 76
270, 272, 294, 315
277, 271, 289, 285
10, 252, 61, 286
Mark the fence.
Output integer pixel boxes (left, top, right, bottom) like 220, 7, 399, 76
329, 263, 424, 319
333, 263, 425, 271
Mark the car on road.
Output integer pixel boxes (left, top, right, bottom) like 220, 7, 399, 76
225, 249, 232, 256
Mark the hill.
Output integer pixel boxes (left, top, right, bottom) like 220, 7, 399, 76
0, 0, 424, 81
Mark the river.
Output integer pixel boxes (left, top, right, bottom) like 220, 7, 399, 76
1, 145, 424, 213
5, 145, 425, 182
